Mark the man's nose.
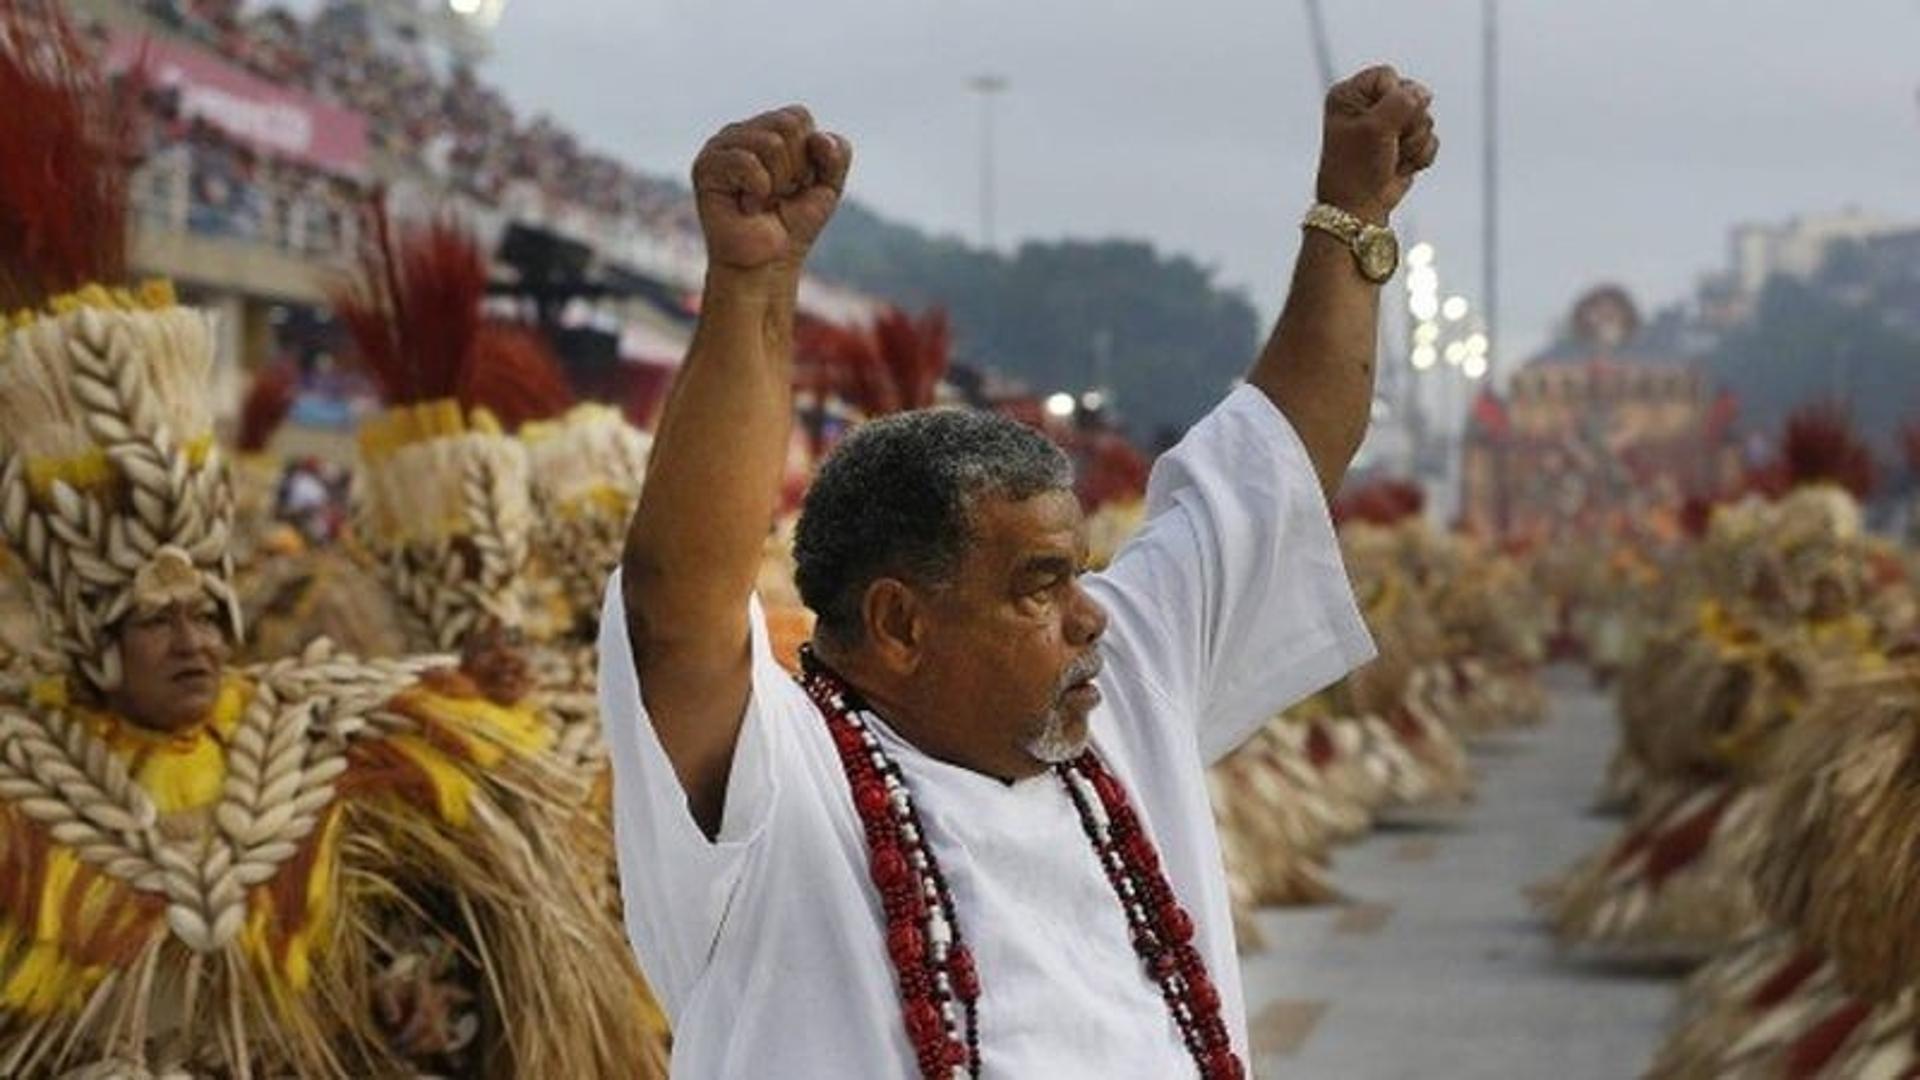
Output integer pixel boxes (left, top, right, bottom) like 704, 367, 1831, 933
1067, 582, 1109, 647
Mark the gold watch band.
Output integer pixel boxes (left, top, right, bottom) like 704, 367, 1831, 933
1302, 202, 1400, 284
1302, 202, 1367, 244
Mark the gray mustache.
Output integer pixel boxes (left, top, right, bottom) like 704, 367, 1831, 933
1056, 652, 1104, 696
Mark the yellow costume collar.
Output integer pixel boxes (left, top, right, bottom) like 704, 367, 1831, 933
31, 675, 249, 813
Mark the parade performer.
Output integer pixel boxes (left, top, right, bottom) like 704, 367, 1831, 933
228, 364, 301, 570
1533, 413, 1895, 961
1634, 417, 1920, 1077
339, 213, 539, 658
227, 366, 410, 667
605, 67, 1436, 1078
1646, 656, 1920, 1078
339, 212, 645, 772
521, 402, 651, 649
0, 13, 664, 1074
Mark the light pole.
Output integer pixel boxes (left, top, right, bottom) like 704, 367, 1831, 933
1483, 0, 1501, 381
968, 75, 1009, 250
1301, 0, 1337, 91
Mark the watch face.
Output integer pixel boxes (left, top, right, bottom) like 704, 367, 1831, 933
1358, 229, 1400, 283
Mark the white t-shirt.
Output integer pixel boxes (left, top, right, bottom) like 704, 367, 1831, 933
598, 385, 1376, 1078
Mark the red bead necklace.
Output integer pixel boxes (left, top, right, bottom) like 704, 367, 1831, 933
798, 649, 1244, 1080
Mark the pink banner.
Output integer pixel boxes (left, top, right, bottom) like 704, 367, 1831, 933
104, 29, 370, 177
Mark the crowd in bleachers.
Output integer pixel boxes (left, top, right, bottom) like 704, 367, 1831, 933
126, 0, 700, 250
115, 68, 359, 256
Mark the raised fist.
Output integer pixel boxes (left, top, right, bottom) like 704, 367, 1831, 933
692, 105, 853, 274
1316, 66, 1438, 224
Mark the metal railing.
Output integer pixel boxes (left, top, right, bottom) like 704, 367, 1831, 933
130, 148, 359, 263
130, 144, 878, 324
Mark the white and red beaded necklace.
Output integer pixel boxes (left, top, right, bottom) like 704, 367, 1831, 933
797, 648, 1245, 1080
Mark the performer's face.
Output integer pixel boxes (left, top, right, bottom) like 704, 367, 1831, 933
110, 601, 229, 732
910, 489, 1109, 781
1807, 574, 1851, 621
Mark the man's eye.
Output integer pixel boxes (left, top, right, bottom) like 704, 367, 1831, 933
1035, 576, 1070, 597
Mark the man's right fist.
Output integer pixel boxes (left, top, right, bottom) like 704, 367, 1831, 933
693, 106, 853, 275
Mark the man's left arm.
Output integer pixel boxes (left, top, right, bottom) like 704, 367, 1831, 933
1250, 66, 1438, 496
1091, 66, 1436, 762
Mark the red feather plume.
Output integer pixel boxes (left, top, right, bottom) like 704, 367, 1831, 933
1771, 402, 1876, 499
1900, 421, 1920, 477
1078, 432, 1150, 508
796, 305, 951, 419
1333, 478, 1427, 528
1740, 462, 1789, 502
0, 4, 133, 308
329, 198, 490, 407
237, 363, 298, 453
1678, 494, 1717, 540
870, 307, 949, 413
461, 322, 575, 430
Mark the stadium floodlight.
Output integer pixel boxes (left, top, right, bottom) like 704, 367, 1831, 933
1045, 393, 1076, 419
448, 0, 510, 27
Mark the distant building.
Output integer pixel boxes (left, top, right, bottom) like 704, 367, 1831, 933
1728, 207, 1907, 296
1460, 286, 1742, 539
1674, 209, 1916, 343
1822, 227, 1920, 338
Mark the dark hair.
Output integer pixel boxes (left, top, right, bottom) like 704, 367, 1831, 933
794, 408, 1072, 647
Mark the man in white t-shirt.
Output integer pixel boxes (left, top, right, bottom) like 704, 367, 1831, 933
606, 66, 1438, 1078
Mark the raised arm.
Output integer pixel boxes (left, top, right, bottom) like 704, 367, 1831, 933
1250, 66, 1438, 496
621, 106, 851, 834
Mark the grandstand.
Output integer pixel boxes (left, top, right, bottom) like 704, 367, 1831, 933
72, 0, 877, 458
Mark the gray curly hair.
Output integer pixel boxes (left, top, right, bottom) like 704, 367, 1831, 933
794, 409, 1073, 647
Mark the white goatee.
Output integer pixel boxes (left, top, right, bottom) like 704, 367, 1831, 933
1021, 711, 1090, 764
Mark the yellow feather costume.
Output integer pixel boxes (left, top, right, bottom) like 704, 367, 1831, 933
0, 281, 665, 1076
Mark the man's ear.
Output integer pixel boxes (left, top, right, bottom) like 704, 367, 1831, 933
861, 578, 924, 676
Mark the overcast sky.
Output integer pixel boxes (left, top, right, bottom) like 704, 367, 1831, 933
478, 0, 1920, 364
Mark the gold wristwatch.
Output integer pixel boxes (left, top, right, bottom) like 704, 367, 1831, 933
1303, 203, 1400, 284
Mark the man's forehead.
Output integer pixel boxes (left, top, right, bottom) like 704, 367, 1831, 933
968, 490, 1085, 561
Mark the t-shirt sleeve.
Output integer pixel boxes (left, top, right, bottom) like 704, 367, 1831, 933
595, 570, 794, 1014
1087, 384, 1376, 765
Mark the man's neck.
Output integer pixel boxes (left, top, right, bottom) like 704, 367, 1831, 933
810, 641, 1037, 785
